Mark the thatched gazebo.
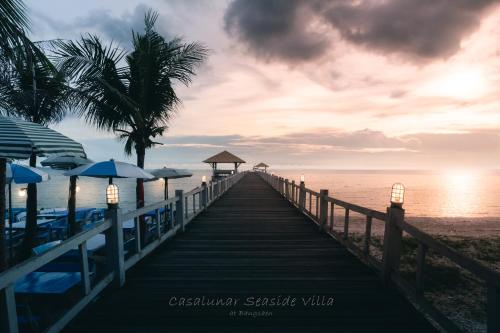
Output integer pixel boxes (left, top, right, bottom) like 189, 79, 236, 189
253, 162, 269, 173
203, 150, 245, 179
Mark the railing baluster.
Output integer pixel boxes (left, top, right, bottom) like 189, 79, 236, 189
416, 242, 427, 298
79, 241, 91, 295
309, 192, 312, 212
329, 202, 334, 232
134, 217, 141, 254
363, 216, 372, 257
155, 208, 161, 239
184, 196, 188, 218
176, 190, 185, 232
344, 209, 350, 240
0, 284, 19, 333
315, 195, 319, 218
169, 202, 174, 229
192, 194, 196, 214
319, 190, 328, 231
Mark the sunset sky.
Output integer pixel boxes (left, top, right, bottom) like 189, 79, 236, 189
26, 0, 500, 170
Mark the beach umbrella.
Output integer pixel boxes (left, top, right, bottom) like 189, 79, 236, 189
149, 167, 193, 200
64, 160, 154, 248
0, 116, 85, 271
64, 159, 155, 183
41, 156, 93, 236
6, 164, 50, 262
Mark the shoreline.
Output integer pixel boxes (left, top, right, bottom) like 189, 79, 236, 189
407, 216, 500, 237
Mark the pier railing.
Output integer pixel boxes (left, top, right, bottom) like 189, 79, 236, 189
259, 172, 500, 333
0, 171, 245, 333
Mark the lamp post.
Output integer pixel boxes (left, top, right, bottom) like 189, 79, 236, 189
106, 183, 119, 209
201, 176, 208, 209
18, 188, 27, 197
299, 175, 306, 211
390, 183, 405, 208
382, 183, 406, 284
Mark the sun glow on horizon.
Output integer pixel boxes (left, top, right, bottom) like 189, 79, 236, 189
441, 170, 480, 217
421, 68, 489, 100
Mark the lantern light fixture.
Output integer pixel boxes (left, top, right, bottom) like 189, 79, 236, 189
390, 183, 405, 208
300, 175, 305, 183
106, 183, 119, 207
18, 188, 27, 197
202, 175, 207, 183
75, 185, 81, 193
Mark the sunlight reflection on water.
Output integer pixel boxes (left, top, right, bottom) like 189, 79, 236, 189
275, 170, 500, 218
8, 169, 500, 218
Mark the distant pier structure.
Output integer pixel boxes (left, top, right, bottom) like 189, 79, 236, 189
253, 162, 269, 173
203, 150, 246, 180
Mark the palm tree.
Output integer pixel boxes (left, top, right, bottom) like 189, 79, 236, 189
0, 0, 59, 268
0, 0, 29, 51
0, 45, 70, 260
54, 10, 208, 245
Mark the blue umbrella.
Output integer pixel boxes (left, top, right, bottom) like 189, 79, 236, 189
65, 159, 154, 183
6, 164, 50, 262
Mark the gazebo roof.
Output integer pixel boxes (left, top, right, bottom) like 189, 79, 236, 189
255, 162, 269, 168
203, 150, 246, 164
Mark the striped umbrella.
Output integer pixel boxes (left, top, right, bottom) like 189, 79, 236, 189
7, 163, 50, 184
0, 116, 85, 270
64, 159, 154, 181
147, 168, 193, 200
6, 164, 50, 261
0, 116, 86, 159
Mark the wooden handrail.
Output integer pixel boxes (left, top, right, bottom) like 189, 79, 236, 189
328, 197, 387, 221
0, 219, 111, 290
401, 220, 500, 288
121, 197, 178, 221
256, 170, 500, 333
0, 171, 247, 333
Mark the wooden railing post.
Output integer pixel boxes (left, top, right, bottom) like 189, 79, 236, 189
175, 190, 185, 232
1, 284, 18, 333
201, 181, 208, 210
208, 181, 213, 203
319, 189, 329, 231
382, 205, 405, 284
105, 208, 125, 287
488, 285, 500, 333
299, 180, 306, 211
285, 179, 290, 200
291, 180, 296, 203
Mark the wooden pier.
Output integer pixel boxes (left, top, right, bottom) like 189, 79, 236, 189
64, 173, 435, 332
2, 171, 500, 333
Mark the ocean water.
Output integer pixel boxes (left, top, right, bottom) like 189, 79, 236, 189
272, 170, 500, 219
7, 169, 500, 219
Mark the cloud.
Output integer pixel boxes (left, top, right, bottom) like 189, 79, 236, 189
32, 4, 173, 48
76, 128, 500, 169
224, 0, 500, 63
224, 0, 330, 63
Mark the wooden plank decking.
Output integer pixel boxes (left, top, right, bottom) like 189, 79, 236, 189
65, 173, 437, 332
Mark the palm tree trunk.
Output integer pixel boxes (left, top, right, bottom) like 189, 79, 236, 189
19, 152, 37, 260
67, 175, 78, 237
136, 146, 146, 247
0, 158, 7, 271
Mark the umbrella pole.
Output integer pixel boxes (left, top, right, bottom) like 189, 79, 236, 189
0, 158, 7, 271
8, 182, 13, 263
164, 178, 168, 226
67, 176, 78, 237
